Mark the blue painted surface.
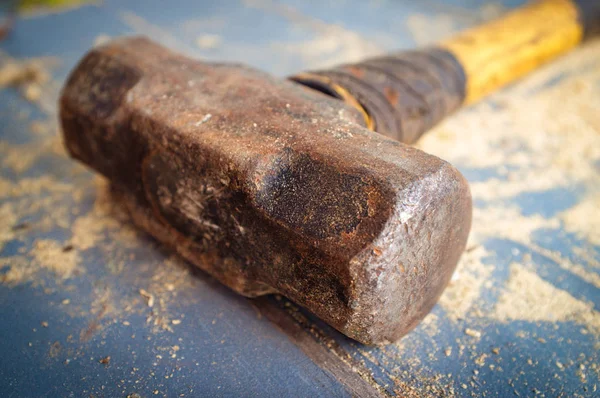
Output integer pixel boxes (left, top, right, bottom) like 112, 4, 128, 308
1, 0, 599, 397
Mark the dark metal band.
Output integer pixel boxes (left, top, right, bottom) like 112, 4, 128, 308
291, 48, 466, 145
575, 0, 600, 39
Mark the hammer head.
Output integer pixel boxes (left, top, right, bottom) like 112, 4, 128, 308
60, 37, 471, 344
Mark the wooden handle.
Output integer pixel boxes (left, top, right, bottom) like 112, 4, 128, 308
291, 0, 600, 144
441, 0, 598, 104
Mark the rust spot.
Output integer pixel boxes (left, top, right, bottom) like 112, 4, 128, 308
383, 86, 399, 106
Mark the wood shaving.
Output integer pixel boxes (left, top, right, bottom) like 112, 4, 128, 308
140, 289, 155, 308
464, 328, 482, 338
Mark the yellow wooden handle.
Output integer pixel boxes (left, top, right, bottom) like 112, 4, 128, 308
440, 0, 586, 104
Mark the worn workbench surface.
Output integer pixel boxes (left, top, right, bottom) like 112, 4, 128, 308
1, 0, 599, 396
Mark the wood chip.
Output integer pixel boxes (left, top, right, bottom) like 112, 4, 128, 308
139, 289, 154, 307
464, 328, 481, 338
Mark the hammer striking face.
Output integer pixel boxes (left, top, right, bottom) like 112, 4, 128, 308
60, 37, 471, 344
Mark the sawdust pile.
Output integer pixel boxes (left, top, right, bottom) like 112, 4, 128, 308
493, 264, 600, 335
438, 244, 492, 321
70, 177, 137, 251
560, 195, 600, 246
0, 202, 18, 252
1, 239, 80, 285
30, 239, 80, 277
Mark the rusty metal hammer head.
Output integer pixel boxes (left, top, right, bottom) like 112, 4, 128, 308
60, 37, 471, 344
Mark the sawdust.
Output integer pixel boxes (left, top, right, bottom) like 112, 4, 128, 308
70, 178, 125, 250
30, 239, 79, 278
69, 180, 193, 334
472, 205, 560, 244
0, 177, 13, 194
560, 194, 600, 246
0, 174, 72, 198
244, 0, 383, 68
406, 14, 459, 46
79, 283, 118, 342
0, 202, 18, 252
0, 256, 31, 285
0, 176, 77, 234
493, 264, 600, 335
0, 52, 59, 113
70, 213, 105, 251
0, 57, 49, 87
438, 244, 492, 321
0, 131, 65, 173
535, 246, 600, 292
573, 246, 600, 269
195, 34, 221, 50
140, 255, 195, 334
1, 239, 80, 285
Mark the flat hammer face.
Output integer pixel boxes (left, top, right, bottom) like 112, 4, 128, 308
60, 37, 471, 344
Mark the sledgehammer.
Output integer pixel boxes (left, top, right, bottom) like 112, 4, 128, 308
60, 0, 599, 344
